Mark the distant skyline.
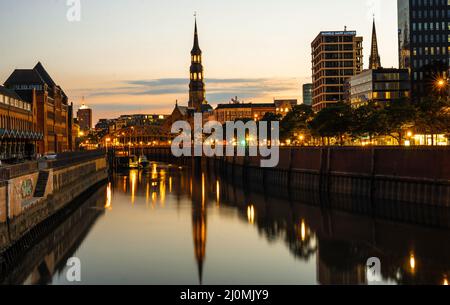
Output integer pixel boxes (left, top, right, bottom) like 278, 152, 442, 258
0, 0, 399, 123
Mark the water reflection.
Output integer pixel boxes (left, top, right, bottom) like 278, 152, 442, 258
2, 162, 450, 285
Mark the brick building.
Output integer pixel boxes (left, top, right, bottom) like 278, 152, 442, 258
4, 62, 71, 154
0, 85, 42, 161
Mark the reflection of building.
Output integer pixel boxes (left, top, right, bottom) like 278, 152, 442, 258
4, 62, 71, 154
77, 103, 92, 131
346, 68, 410, 108
0, 86, 42, 161
191, 172, 207, 284
398, 0, 449, 100
311, 31, 363, 112
0, 185, 106, 284
302, 84, 313, 106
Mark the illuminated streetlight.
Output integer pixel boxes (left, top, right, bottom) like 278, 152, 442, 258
409, 253, 416, 273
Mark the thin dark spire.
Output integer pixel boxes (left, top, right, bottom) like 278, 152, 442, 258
369, 17, 381, 70
191, 17, 202, 55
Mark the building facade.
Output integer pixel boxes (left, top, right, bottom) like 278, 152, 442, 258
4, 62, 71, 154
0, 86, 42, 161
398, 0, 449, 100
311, 31, 364, 112
214, 103, 276, 124
77, 104, 92, 131
302, 84, 313, 106
274, 99, 298, 116
346, 68, 411, 108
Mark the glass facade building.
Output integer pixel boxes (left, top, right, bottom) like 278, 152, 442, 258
398, 0, 449, 99
302, 84, 313, 106
346, 68, 411, 108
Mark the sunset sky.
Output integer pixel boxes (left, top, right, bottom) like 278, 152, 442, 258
0, 0, 399, 123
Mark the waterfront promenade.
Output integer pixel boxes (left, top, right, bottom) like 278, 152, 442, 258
0, 151, 108, 255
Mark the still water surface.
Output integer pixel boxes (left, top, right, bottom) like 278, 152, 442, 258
8, 163, 450, 285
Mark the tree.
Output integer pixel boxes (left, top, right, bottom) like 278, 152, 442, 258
379, 98, 415, 145
309, 102, 352, 145
280, 105, 314, 143
413, 97, 450, 145
350, 102, 384, 143
261, 112, 282, 123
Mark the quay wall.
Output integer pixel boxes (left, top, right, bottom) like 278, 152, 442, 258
137, 146, 450, 208
0, 151, 108, 252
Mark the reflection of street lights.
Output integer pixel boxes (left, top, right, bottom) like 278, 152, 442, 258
105, 138, 111, 152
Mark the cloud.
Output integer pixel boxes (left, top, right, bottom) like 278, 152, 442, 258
78, 77, 300, 102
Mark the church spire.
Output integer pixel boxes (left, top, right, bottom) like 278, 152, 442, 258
369, 17, 381, 70
191, 17, 202, 55
189, 16, 207, 111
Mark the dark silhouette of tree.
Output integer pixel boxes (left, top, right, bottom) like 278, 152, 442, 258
413, 97, 450, 145
309, 102, 352, 145
379, 99, 415, 145
280, 105, 314, 143
350, 102, 384, 143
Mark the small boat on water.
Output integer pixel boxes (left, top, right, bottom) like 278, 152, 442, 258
139, 155, 149, 168
129, 158, 139, 169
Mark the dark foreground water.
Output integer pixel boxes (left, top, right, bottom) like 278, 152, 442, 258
3, 163, 450, 285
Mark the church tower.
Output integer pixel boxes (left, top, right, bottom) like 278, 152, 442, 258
189, 18, 207, 111
369, 18, 381, 70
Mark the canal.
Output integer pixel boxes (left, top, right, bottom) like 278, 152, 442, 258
3, 162, 450, 285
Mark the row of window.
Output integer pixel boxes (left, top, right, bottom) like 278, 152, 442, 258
191, 55, 201, 63
190, 72, 203, 81
412, 34, 450, 44
412, 22, 450, 31
413, 46, 449, 56
0, 94, 32, 111
0, 115, 33, 131
411, 0, 449, 6
412, 58, 448, 68
412, 9, 449, 19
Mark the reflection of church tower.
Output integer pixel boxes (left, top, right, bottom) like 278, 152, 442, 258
369, 18, 381, 70
191, 172, 207, 284
189, 18, 207, 111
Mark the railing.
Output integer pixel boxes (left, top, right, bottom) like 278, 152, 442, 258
0, 161, 39, 181
44, 150, 106, 169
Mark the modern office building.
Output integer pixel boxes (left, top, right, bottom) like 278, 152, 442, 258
77, 103, 92, 131
302, 84, 313, 106
4, 62, 71, 154
311, 30, 364, 112
398, 0, 449, 100
346, 68, 411, 108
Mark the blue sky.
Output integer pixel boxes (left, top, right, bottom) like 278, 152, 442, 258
0, 0, 398, 122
